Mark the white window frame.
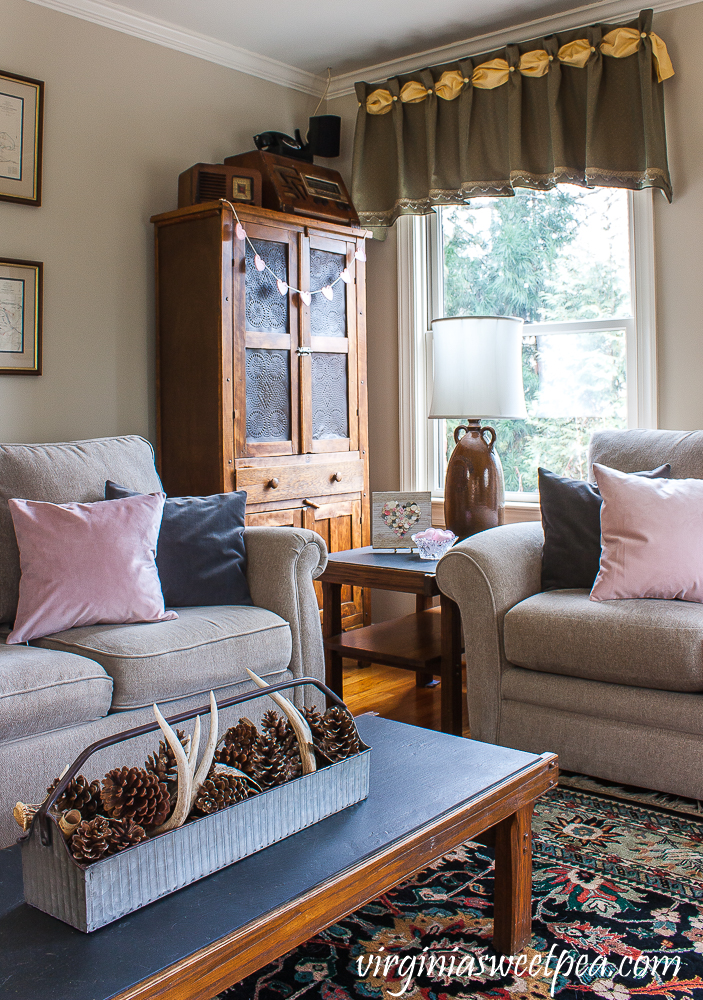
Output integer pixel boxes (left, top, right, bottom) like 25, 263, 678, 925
397, 188, 658, 499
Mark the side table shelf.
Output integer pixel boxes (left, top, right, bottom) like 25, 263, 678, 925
325, 607, 443, 674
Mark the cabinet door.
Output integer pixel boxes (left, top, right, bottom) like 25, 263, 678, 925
300, 234, 359, 455
303, 499, 367, 629
236, 223, 300, 460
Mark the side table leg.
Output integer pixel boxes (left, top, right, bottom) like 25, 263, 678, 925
415, 594, 435, 687
322, 581, 344, 707
440, 594, 463, 735
493, 803, 533, 955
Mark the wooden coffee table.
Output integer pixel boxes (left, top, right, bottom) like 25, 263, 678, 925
320, 546, 464, 735
0, 716, 557, 1000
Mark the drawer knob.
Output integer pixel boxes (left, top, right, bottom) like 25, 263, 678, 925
331, 472, 342, 483
268, 478, 280, 489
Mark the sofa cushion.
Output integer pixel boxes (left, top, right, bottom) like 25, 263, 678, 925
0, 436, 162, 624
0, 642, 113, 742
105, 482, 252, 608
7, 494, 177, 644
34, 605, 293, 710
504, 590, 703, 691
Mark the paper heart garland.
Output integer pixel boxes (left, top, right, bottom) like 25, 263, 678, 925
321, 286, 334, 301
235, 223, 246, 240
254, 254, 266, 272
277, 279, 288, 296
340, 268, 351, 284
300, 291, 312, 306
380, 500, 422, 537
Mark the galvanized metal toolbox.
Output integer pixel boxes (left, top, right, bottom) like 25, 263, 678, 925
20, 678, 371, 933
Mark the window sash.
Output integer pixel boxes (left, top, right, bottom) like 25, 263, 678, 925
397, 189, 658, 499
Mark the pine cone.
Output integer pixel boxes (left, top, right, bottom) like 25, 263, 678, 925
252, 735, 291, 790
47, 774, 102, 819
303, 706, 325, 743
191, 774, 252, 816
70, 816, 111, 863
320, 707, 362, 763
215, 719, 264, 779
101, 766, 170, 828
145, 728, 189, 800
106, 818, 148, 855
262, 710, 302, 779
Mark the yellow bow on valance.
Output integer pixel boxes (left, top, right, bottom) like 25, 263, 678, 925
557, 39, 594, 69
472, 58, 510, 90
600, 26, 674, 82
399, 80, 432, 103
434, 69, 466, 101
519, 49, 551, 77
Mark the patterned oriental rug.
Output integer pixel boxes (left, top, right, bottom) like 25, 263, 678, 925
217, 786, 703, 1000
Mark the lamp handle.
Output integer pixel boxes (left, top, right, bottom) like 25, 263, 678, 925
481, 426, 496, 451
453, 424, 469, 445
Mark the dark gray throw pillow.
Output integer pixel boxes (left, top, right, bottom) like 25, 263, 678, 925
538, 464, 671, 592
105, 482, 252, 608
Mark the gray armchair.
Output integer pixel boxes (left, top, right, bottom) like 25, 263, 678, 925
436, 429, 703, 800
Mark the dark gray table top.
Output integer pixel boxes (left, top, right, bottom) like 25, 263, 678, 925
326, 545, 439, 574
0, 716, 539, 1000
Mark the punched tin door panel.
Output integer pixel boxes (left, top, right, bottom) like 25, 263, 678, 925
235, 221, 301, 460
300, 233, 359, 456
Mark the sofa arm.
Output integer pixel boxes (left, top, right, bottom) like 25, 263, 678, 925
243, 527, 328, 708
436, 521, 544, 743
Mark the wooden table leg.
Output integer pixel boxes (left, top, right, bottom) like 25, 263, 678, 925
322, 581, 344, 706
440, 593, 463, 735
415, 594, 436, 688
492, 802, 533, 955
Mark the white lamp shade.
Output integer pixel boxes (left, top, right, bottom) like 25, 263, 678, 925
429, 316, 527, 420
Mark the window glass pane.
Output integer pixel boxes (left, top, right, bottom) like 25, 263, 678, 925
439, 187, 631, 492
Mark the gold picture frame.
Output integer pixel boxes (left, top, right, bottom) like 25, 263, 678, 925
0, 70, 44, 206
0, 257, 43, 375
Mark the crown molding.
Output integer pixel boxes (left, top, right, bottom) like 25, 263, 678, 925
22, 0, 327, 97
328, 0, 697, 98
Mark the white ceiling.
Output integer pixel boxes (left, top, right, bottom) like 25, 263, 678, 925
98, 0, 585, 76
26, 0, 686, 95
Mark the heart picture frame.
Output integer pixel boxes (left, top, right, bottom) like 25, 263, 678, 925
371, 491, 432, 549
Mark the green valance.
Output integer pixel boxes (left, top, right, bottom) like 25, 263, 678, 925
351, 9, 674, 231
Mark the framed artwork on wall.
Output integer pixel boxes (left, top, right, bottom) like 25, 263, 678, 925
0, 70, 44, 206
371, 491, 432, 549
0, 257, 42, 375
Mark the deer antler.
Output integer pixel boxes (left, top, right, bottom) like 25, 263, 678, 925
151, 703, 193, 833
189, 692, 219, 811
245, 669, 317, 775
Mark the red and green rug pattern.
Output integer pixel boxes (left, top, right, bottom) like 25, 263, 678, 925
218, 786, 703, 999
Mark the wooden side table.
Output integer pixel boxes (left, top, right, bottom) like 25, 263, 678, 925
320, 546, 464, 735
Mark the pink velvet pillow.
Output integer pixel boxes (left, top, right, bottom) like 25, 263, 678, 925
7, 493, 178, 644
590, 463, 703, 603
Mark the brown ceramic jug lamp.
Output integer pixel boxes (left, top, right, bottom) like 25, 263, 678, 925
429, 316, 526, 540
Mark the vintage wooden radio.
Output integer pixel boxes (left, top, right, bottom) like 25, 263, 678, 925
224, 150, 359, 226
177, 163, 262, 208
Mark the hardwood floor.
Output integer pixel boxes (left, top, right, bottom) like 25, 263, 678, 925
342, 659, 470, 737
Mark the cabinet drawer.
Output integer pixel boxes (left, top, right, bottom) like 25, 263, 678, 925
237, 460, 364, 505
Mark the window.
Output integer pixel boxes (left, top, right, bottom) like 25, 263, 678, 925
398, 186, 657, 500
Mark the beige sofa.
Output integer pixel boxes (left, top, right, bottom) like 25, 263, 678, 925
436, 428, 703, 800
0, 435, 328, 848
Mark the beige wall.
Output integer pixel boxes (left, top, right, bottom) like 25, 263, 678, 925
0, 0, 316, 443
653, 4, 703, 430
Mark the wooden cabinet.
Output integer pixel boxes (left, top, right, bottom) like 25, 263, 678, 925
152, 201, 370, 629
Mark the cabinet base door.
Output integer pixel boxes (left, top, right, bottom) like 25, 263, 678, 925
303, 498, 368, 630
